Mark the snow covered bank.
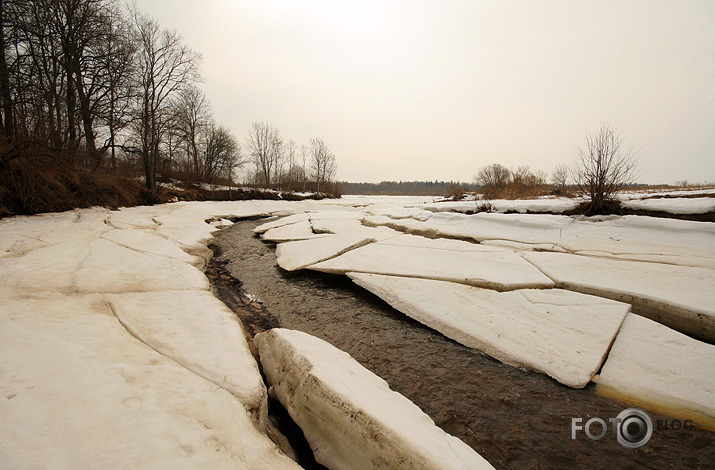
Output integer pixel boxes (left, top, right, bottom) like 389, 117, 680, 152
621, 196, 715, 215
364, 212, 715, 268
0, 202, 313, 468
255, 328, 495, 470
0, 290, 300, 469
348, 274, 630, 388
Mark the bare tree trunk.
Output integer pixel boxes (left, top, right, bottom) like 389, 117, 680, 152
0, 1, 14, 136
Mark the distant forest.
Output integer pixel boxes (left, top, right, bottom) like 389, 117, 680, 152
341, 181, 477, 196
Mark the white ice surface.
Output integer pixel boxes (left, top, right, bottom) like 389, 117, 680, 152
596, 314, 715, 430
308, 242, 555, 290
0, 291, 299, 469
349, 273, 630, 388
106, 290, 268, 426
365, 212, 715, 268
276, 235, 375, 271
254, 212, 309, 233
262, 219, 328, 242
422, 197, 579, 214
255, 328, 494, 470
621, 196, 715, 214
0, 202, 304, 468
523, 251, 715, 342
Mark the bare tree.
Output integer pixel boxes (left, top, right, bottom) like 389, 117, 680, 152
246, 121, 281, 188
551, 163, 569, 194
475, 163, 510, 198
129, 8, 200, 197
309, 137, 336, 193
97, 4, 135, 173
572, 123, 640, 214
299, 143, 309, 192
170, 84, 210, 182
202, 122, 241, 184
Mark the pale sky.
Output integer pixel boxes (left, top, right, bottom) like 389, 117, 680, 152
133, 0, 715, 184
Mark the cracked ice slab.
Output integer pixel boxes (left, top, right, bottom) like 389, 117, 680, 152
0, 292, 300, 469
596, 314, 715, 430
275, 235, 375, 271
308, 242, 555, 290
75, 238, 209, 293
262, 220, 328, 242
106, 290, 268, 427
254, 212, 309, 234
101, 228, 203, 268
255, 328, 495, 470
522, 251, 715, 342
349, 273, 630, 388
364, 212, 715, 269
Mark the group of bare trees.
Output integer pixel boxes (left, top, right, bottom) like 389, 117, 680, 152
475, 163, 548, 199
0, 0, 241, 203
474, 124, 640, 214
246, 121, 338, 193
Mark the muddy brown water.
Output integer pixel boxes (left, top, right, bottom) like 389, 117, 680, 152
211, 219, 714, 470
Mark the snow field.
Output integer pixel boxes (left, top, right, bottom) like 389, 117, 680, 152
255, 328, 495, 470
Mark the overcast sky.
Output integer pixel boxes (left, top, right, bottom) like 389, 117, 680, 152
133, 0, 714, 184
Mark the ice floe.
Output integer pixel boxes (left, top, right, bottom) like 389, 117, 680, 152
262, 219, 328, 242
308, 242, 555, 290
255, 328, 495, 469
365, 212, 715, 268
621, 196, 715, 214
348, 273, 630, 388
0, 291, 299, 469
106, 290, 268, 426
596, 313, 715, 430
276, 235, 375, 271
523, 251, 715, 342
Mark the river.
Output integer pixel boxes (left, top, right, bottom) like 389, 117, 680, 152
210, 219, 713, 470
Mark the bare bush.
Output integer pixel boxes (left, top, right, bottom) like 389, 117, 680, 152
551, 164, 569, 194
573, 124, 640, 214
475, 163, 548, 199
475, 163, 510, 198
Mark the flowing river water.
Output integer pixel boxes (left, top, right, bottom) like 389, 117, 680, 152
210, 219, 713, 470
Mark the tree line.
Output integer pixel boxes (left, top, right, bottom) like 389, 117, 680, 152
341, 180, 476, 196
0, 0, 339, 214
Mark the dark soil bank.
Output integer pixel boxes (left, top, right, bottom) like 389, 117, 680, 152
210, 219, 714, 470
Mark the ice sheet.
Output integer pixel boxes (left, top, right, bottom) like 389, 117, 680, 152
308, 242, 555, 290
596, 314, 715, 430
621, 197, 715, 214
262, 220, 328, 242
255, 328, 494, 469
365, 212, 715, 268
349, 273, 630, 388
0, 292, 299, 469
106, 290, 268, 426
523, 251, 715, 342
275, 235, 375, 271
